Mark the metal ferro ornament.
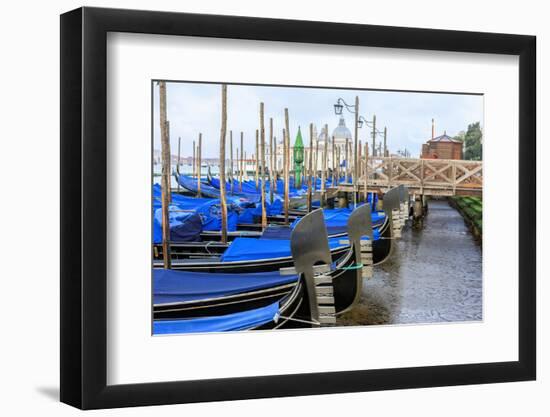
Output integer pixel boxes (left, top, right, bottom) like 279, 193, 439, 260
293, 126, 305, 188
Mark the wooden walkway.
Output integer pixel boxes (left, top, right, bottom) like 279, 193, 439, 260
332, 156, 482, 197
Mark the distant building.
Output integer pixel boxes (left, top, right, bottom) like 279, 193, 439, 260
421, 119, 463, 160
273, 117, 353, 171
331, 116, 353, 154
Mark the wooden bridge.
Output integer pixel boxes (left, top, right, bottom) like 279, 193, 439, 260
332, 156, 483, 197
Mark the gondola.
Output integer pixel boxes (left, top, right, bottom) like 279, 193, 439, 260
152, 186, 401, 271
153, 212, 393, 272
204, 172, 383, 226
153, 204, 375, 330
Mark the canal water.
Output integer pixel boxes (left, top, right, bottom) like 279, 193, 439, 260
338, 199, 483, 326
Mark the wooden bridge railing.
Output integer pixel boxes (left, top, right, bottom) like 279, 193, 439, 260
355, 156, 483, 196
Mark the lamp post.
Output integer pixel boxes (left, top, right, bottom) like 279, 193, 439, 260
357, 115, 385, 157
333, 97, 360, 206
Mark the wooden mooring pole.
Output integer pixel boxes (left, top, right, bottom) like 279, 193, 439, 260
260, 102, 267, 228
364, 142, 368, 202
358, 139, 362, 202
353, 96, 359, 207
283, 109, 290, 225
197, 133, 202, 198
230, 130, 234, 195
244, 151, 248, 180
307, 123, 313, 212
336, 146, 341, 186
321, 124, 328, 207
371, 114, 377, 157
219, 85, 228, 244
159, 81, 171, 268
177, 136, 181, 193
331, 136, 336, 187
314, 134, 319, 192
239, 132, 243, 191
192, 139, 196, 179
255, 130, 259, 189
269, 118, 274, 204
383, 126, 388, 157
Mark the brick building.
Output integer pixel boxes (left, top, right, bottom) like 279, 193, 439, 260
421, 120, 463, 160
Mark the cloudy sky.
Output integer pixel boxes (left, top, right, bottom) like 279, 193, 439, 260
153, 81, 483, 159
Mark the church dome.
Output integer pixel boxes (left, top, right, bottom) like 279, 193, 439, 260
332, 117, 352, 142
318, 128, 330, 143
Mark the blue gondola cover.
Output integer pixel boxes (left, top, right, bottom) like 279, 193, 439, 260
153, 301, 280, 334
220, 237, 345, 262
154, 268, 298, 304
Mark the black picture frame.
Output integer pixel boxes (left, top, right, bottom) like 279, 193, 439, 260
60, 6, 536, 410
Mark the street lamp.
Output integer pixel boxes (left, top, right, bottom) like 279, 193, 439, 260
333, 98, 356, 115
357, 115, 387, 157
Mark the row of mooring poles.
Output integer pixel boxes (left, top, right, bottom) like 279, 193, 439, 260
160, 83, 394, 263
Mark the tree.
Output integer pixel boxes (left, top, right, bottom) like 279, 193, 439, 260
455, 122, 482, 160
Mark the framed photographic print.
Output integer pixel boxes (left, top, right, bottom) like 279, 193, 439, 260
60, 6, 536, 409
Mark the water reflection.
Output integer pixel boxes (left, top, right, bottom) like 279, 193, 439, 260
338, 200, 482, 326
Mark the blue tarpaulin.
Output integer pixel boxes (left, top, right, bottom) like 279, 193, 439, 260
237, 199, 284, 224
154, 268, 298, 304
153, 301, 280, 334
190, 176, 262, 203
153, 184, 238, 240
289, 208, 385, 231
220, 237, 345, 262
153, 206, 203, 244
210, 177, 307, 198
